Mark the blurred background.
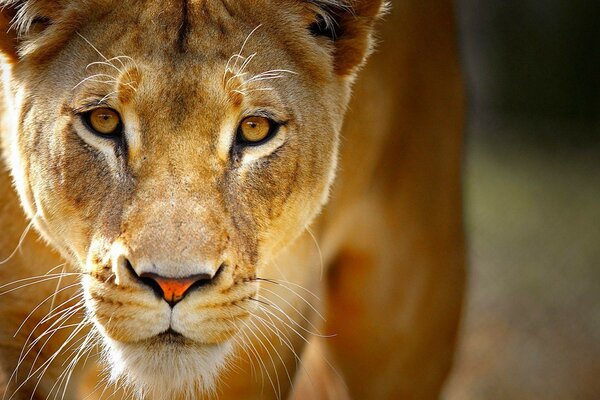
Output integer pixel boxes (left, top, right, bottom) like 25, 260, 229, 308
444, 0, 600, 399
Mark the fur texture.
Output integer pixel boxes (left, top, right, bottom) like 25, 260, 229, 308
0, 0, 466, 399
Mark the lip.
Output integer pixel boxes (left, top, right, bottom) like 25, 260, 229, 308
155, 328, 188, 344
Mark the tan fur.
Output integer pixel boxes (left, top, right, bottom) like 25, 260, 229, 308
0, 0, 465, 399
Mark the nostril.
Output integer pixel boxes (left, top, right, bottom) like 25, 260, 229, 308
125, 259, 162, 298
126, 259, 224, 307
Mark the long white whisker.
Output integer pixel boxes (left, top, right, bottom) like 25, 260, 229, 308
0, 275, 83, 297
0, 215, 35, 265
7, 319, 89, 400
230, 334, 257, 379
72, 73, 118, 90
231, 88, 274, 96
99, 91, 119, 103
77, 33, 123, 74
305, 226, 325, 281
52, 328, 98, 400
19, 300, 85, 371
239, 318, 281, 400
238, 321, 270, 394
48, 264, 68, 317
15, 284, 83, 337
223, 24, 262, 85
8, 296, 81, 389
0, 271, 82, 292
257, 278, 325, 322
252, 301, 310, 346
258, 287, 324, 334
250, 310, 319, 394
24, 320, 90, 400
248, 318, 292, 394
254, 307, 324, 397
257, 277, 321, 301
22, 307, 85, 374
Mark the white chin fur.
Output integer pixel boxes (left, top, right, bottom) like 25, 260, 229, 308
103, 337, 232, 400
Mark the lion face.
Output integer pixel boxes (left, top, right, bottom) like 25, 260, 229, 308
1, 0, 382, 396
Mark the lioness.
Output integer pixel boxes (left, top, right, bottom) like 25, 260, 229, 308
0, 0, 465, 399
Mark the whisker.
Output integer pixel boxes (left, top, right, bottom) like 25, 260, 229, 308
249, 309, 323, 396
77, 33, 123, 75
255, 277, 321, 301
225, 52, 257, 89
6, 319, 89, 400
258, 287, 324, 334
239, 318, 281, 400
251, 301, 309, 346
51, 328, 99, 400
231, 88, 274, 96
14, 284, 83, 337
251, 312, 318, 394
252, 301, 346, 394
18, 301, 86, 373
255, 277, 325, 321
72, 73, 118, 90
230, 334, 257, 379
0, 215, 36, 265
223, 24, 263, 85
305, 225, 325, 281
26, 320, 90, 400
238, 321, 270, 395
0, 274, 84, 297
8, 296, 80, 387
0, 272, 76, 291
48, 264, 68, 314
248, 318, 292, 394
99, 91, 119, 103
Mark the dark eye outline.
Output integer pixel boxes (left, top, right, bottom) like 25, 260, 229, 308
235, 115, 282, 147
80, 108, 124, 138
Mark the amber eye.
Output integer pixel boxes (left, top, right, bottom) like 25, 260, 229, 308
237, 116, 275, 145
85, 108, 122, 136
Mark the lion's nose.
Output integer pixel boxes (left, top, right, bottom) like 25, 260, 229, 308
127, 261, 222, 306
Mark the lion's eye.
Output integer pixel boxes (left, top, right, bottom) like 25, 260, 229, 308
84, 108, 122, 136
236, 116, 277, 145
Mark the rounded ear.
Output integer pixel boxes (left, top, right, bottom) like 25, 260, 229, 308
0, 0, 65, 63
305, 0, 387, 76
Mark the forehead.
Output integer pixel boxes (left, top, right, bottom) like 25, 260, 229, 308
64, 1, 309, 100
58, 2, 308, 116
81, 1, 296, 64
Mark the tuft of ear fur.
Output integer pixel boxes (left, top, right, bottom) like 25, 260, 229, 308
305, 0, 388, 76
0, 0, 53, 61
0, 0, 86, 63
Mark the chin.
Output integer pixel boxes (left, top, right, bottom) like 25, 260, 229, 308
102, 334, 233, 400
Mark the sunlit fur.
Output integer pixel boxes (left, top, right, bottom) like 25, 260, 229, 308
103, 337, 232, 400
0, 0, 388, 399
1, 0, 468, 399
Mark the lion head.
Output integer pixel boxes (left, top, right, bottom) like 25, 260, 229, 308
0, 0, 383, 397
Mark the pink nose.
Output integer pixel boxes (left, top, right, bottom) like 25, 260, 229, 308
139, 272, 214, 306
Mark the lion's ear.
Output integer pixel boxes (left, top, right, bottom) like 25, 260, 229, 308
0, 0, 66, 63
305, 0, 387, 76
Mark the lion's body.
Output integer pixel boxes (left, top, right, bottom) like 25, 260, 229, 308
0, 1, 464, 399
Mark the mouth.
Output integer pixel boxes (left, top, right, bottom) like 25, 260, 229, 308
103, 328, 233, 397
155, 328, 187, 344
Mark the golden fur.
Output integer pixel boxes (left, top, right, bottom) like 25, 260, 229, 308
0, 1, 465, 399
